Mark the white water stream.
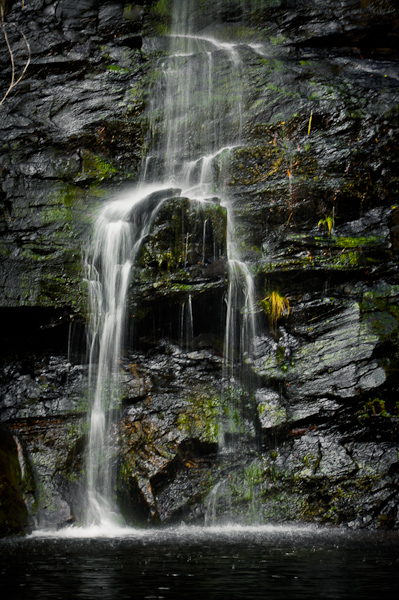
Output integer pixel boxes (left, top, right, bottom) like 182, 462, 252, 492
83, 0, 258, 527
84, 184, 174, 525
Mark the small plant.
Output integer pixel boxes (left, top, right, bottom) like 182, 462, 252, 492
318, 212, 335, 236
307, 110, 313, 135
356, 396, 398, 424
261, 290, 290, 333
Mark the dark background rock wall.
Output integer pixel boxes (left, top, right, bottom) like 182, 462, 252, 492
0, 0, 398, 533
0, 0, 152, 310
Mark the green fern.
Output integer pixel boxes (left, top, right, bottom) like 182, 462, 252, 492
318, 212, 335, 236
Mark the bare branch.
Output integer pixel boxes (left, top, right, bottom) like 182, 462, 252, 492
0, 5, 31, 107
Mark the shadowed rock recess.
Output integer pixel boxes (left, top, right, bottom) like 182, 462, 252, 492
1, 0, 398, 534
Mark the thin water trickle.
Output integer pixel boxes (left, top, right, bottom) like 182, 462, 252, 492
179, 294, 194, 351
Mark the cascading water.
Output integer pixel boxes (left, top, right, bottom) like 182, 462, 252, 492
83, 0, 259, 527
84, 202, 132, 526
83, 184, 175, 526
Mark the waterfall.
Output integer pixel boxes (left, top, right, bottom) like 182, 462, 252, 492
83, 0, 258, 526
84, 208, 132, 526
83, 185, 175, 526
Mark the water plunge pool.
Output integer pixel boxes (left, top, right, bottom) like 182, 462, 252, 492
1, 525, 398, 599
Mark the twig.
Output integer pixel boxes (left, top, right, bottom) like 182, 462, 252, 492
0, 6, 31, 107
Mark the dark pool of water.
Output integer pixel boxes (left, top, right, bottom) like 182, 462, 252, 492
1, 524, 398, 599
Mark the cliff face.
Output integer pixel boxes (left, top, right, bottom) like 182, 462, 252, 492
0, 0, 148, 309
1, 0, 399, 533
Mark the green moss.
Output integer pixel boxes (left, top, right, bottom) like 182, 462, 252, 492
270, 35, 287, 46
230, 145, 286, 186
106, 65, 132, 75
170, 283, 195, 293
81, 150, 117, 182
265, 82, 300, 98
43, 184, 87, 228
38, 273, 84, 307
149, 0, 173, 35
15, 181, 87, 309
60, 184, 85, 207
334, 236, 383, 248
137, 197, 227, 274
123, 4, 142, 22
335, 250, 361, 267
357, 396, 399, 423
363, 310, 398, 339
360, 285, 399, 340
153, 0, 171, 16
177, 391, 221, 443
268, 227, 389, 273
128, 83, 144, 109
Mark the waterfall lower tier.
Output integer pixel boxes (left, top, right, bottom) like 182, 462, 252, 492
84, 185, 183, 525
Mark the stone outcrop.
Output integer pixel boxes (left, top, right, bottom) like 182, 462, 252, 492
0, 422, 28, 536
0, 0, 398, 533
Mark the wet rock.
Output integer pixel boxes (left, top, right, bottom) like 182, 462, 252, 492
128, 188, 182, 221
7, 414, 86, 530
0, 423, 28, 537
0, 356, 88, 421
135, 195, 227, 274
0, 0, 146, 309
115, 348, 222, 523
256, 389, 287, 429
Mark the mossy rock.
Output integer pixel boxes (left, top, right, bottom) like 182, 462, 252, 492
0, 423, 28, 537
137, 196, 227, 272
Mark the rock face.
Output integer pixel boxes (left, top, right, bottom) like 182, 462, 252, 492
0, 0, 147, 308
0, 422, 28, 536
1, 0, 399, 533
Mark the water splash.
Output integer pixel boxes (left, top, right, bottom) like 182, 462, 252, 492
30, 521, 325, 541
